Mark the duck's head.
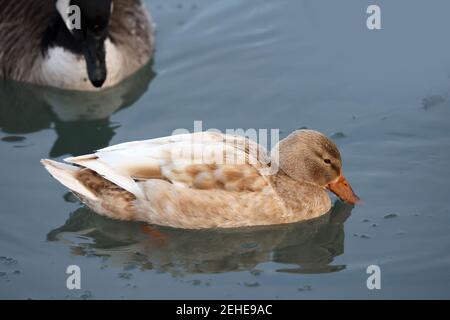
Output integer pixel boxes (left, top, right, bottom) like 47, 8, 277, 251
56, 0, 113, 88
276, 130, 360, 205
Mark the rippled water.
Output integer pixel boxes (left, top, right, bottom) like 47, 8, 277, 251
1, 0, 450, 299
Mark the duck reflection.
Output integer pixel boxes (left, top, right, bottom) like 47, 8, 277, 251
47, 201, 353, 275
0, 62, 155, 157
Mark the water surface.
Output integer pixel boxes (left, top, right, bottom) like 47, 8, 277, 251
1, 0, 450, 299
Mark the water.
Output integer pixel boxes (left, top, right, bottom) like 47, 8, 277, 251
1, 0, 450, 299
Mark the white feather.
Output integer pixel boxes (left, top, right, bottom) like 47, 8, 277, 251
64, 158, 145, 199
41, 159, 97, 201
63, 132, 269, 193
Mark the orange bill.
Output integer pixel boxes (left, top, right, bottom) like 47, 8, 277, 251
326, 175, 361, 205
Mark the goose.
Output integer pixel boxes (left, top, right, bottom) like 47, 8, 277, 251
0, 0, 155, 90
41, 130, 360, 229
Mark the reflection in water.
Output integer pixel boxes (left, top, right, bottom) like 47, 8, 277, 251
47, 201, 353, 275
0, 62, 155, 157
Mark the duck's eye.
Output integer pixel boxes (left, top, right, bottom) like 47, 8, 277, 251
324, 159, 332, 164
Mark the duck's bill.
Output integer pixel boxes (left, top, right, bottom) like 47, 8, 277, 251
327, 175, 361, 205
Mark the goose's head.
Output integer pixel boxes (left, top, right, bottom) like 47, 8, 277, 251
56, 0, 114, 88
276, 130, 360, 205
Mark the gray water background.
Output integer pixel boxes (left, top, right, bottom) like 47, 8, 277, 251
0, 0, 450, 299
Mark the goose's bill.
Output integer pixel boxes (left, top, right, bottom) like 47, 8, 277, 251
82, 34, 107, 88
326, 175, 361, 205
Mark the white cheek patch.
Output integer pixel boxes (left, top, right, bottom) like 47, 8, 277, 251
56, 0, 71, 26
41, 39, 124, 91
56, 0, 81, 32
41, 46, 88, 89
56, 0, 71, 16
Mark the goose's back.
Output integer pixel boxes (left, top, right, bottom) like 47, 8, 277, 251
109, 0, 155, 79
0, 1, 54, 82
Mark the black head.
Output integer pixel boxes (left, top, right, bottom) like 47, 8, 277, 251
56, 0, 114, 88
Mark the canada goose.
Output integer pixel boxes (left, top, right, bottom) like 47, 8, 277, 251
42, 130, 360, 229
0, 0, 155, 90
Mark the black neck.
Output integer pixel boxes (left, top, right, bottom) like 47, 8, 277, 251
41, 13, 83, 57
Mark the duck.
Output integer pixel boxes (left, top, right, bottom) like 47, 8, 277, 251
41, 130, 360, 229
0, 0, 155, 91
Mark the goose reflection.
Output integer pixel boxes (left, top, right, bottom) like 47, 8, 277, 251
47, 201, 353, 275
0, 62, 155, 157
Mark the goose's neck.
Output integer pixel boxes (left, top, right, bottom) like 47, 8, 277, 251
41, 12, 78, 56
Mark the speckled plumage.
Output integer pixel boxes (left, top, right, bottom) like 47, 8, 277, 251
42, 130, 356, 229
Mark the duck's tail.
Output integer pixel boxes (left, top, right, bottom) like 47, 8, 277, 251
41, 159, 139, 222
41, 159, 97, 201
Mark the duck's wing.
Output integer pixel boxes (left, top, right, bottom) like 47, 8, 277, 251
65, 132, 272, 199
